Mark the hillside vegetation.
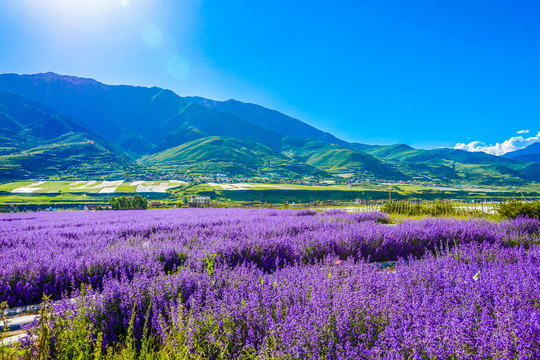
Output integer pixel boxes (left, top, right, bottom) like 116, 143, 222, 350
0, 91, 136, 180
0, 72, 538, 185
141, 136, 322, 177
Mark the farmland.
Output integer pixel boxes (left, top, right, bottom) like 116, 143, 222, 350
1, 180, 539, 210
1, 208, 540, 358
0, 180, 187, 208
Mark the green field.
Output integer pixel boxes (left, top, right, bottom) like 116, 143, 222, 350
176, 182, 540, 206
0, 180, 184, 208
0, 180, 538, 209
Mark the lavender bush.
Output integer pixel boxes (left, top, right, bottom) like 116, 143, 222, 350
47, 243, 540, 358
2, 209, 540, 358
1, 209, 539, 307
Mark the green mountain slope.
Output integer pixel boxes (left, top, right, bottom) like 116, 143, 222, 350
351, 143, 416, 159
503, 142, 540, 163
0, 72, 538, 185
141, 136, 323, 177
355, 143, 518, 165
0, 91, 136, 180
354, 143, 540, 184
0, 73, 284, 154
186, 97, 348, 146
281, 138, 405, 179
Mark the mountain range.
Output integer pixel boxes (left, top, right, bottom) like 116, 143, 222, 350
503, 142, 540, 163
0, 72, 538, 185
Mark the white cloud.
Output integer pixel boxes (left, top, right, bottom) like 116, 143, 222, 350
517, 130, 530, 134
453, 131, 540, 156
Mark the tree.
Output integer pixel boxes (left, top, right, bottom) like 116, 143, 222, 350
177, 196, 188, 207
132, 194, 144, 209
142, 197, 148, 209
111, 195, 148, 210
110, 197, 119, 210
131, 194, 148, 209
117, 196, 132, 209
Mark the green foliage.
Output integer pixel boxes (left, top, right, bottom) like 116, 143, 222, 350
3, 293, 254, 359
141, 136, 321, 177
118, 196, 132, 210
361, 144, 540, 185
0, 301, 12, 357
0, 91, 138, 181
203, 252, 218, 277
131, 194, 148, 210
110, 196, 148, 210
52, 286, 98, 359
281, 138, 404, 179
381, 200, 458, 216
497, 200, 540, 219
110, 197, 119, 210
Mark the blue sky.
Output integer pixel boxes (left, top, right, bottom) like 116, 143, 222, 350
1, 0, 539, 150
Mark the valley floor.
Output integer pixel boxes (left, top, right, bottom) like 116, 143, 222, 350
0, 179, 538, 210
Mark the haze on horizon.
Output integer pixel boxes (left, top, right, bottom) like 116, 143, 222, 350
0, 0, 539, 151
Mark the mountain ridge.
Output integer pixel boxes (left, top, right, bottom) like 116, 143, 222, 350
0, 72, 538, 185
503, 142, 540, 163
185, 96, 348, 146
0, 90, 137, 180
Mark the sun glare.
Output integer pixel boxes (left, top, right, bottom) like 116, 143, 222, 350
19, 0, 130, 28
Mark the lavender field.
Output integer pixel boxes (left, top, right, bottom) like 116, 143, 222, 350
2, 209, 540, 358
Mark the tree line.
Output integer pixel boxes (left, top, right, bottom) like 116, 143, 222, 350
110, 195, 148, 210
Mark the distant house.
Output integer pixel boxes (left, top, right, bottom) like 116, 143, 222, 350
189, 195, 210, 207
149, 201, 163, 207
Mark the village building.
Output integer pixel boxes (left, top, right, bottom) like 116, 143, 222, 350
189, 195, 211, 207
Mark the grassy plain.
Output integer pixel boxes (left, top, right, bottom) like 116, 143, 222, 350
0, 180, 182, 207
0, 180, 538, 208
199, 182, 540, 204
